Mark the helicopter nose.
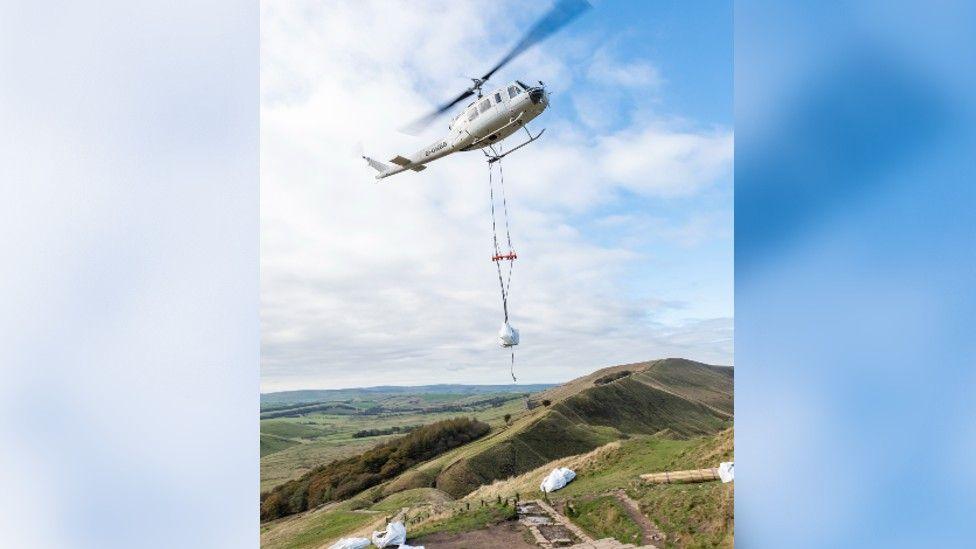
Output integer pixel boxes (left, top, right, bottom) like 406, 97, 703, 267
528, 87, 546, 104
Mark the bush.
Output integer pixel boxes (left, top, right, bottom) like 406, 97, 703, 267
594, 370, 631, 385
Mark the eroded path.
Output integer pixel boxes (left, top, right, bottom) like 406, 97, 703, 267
517, 499, 660, 549
519, 499, 589, 548
416, 521, 537, 549
609, 489, 665, 548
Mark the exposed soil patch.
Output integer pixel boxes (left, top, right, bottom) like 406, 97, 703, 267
518, 500, 589, 548
412, 521, 536, 548
538, 523, 582, 546
611, 489, 665, 546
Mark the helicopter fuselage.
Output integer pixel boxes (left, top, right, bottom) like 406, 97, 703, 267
368, 81, 548, 179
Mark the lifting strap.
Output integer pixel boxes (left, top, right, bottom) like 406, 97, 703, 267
488, 144, 517, 382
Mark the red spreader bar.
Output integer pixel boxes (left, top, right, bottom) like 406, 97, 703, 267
492, 251, 518, 262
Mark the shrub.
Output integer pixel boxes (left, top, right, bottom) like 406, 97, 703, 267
594, 370, 631, 385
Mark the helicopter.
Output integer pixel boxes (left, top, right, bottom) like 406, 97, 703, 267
363, 0, 591, 179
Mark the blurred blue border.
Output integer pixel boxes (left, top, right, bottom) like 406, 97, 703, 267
736, 1, 976, 546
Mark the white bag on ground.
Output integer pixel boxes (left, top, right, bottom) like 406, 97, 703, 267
540, 467, 576, 493
718, 461, 734, 483
372, 521, 407, 548
498, 321, 520, 347
328, 538, 370, 549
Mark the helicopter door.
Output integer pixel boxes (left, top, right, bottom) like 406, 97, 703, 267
471, 97, 494, 136
487, 91, 510, 136
493, 91, 510, 118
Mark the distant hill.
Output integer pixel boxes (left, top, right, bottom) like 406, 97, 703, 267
261, 384, 557, 407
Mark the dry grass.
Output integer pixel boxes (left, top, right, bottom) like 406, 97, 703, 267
463, 441, 623, 503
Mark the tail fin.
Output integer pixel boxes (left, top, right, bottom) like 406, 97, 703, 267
363, 154, 392, 176
363, 153, 401, 180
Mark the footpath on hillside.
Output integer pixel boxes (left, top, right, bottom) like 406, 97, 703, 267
517, 498, 660, 549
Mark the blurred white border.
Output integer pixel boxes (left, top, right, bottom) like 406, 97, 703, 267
0, 1, 258, 547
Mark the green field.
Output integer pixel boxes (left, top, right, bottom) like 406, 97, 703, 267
262, 384, 554, 407
260, 391, 530, 492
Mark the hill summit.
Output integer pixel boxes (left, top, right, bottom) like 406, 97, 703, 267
395, 358, 733, 497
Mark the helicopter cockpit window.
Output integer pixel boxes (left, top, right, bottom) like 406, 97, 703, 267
467, 107, 478, 121
508, 85, 520, 98
479, 99, 491, 113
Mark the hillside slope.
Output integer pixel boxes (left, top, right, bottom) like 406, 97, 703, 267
414, 358, 732, 497
260, 358, 733, 548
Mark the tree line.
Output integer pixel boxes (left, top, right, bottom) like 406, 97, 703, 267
260, 417, 491, 521
352, 424, 421, 438
260, 402, 358, 419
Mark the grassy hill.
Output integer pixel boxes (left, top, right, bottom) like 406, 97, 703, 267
417, 359, 731, 498
260, 358, 734, 548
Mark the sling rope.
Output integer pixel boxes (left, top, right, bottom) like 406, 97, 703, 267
487, 144, 517, 382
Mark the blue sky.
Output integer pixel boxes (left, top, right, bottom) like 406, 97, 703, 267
261, 0, 733, 391
557, 1, 732, 126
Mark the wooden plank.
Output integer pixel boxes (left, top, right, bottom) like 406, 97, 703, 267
639, 468, 720, 484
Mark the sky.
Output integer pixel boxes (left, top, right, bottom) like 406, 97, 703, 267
260, 0, 733, 392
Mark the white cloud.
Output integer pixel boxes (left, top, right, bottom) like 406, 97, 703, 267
599, 127, 734, 196
587, 48, 664, 89
261, 0, 733, 391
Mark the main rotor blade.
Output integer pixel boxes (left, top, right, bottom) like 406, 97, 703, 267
481, 0, 591, 82
399, 0, 591, 135
401, 88, 475, 135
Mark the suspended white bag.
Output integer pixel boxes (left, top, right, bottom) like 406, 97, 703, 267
327, 538, 370, 549
540, 467, 576, 493
717, 461, 734, 483
372, 521, 407, 548
498, 321, 520, 347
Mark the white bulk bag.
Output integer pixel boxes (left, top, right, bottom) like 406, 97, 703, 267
499, 321, 520, 347
328, 538, 370, 549
717, 461, 734, 483
372, 521, 407, 548
540, 467, 576, 493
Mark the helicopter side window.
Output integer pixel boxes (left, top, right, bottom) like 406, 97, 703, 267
508, 85, 520, 98
479, 98, 491, 113
494, 92, 503, 103
467, 107, 478, 122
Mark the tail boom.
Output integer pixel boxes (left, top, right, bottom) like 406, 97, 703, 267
362, 154, 427, 179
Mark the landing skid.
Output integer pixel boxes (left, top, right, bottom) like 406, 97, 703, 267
484, 124, 546, 164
